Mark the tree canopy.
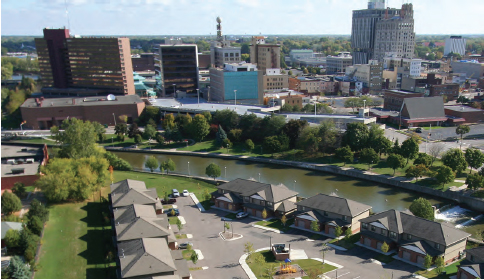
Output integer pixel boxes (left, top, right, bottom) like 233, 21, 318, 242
205, 163, 221, 179
50, 118, 102, 159
1, 191, 22, 215
442, 148, 467, 174
387, 154, 406, 176
409, 197, 434, 221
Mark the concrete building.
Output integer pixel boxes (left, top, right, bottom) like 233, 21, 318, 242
35, 28, 135, 96
1, 145, 47, 191
384, 55, 422, 77
210, 18, 241, 68
154, 44, 199, 97
20, 95, 145, 129
445, 105, 484, 124
444, 36, 467, 56
383, 89, 423, 111
263, 68, 288, 91
346, 60, 383, 95
351, 1, 404, 64
209, 63, 263, 104
288, 77, 322, 95
372, 4, 415, 62
400, 74, 459, 101
326, 52, 353, 74
249, 36, 281, 71
131, 53, 155, 72
451, 60, 484, 79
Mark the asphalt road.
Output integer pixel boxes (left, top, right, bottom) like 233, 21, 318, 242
175, 196, 417, 279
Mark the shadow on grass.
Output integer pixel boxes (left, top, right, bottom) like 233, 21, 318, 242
80, 202, 106, 228
86, 266, 117, 279
78, 228, 114, 265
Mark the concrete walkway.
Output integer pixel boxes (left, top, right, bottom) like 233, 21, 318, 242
252, 224, 283, 234
355, 242, 396, 256
178, 216, 186, 225
189, 193, 205, 212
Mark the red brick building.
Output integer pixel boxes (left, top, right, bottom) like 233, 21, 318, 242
445, 105, 484, 124
383, 89, 423, 111
20, 95, 145, 129
457, 247, 484, 279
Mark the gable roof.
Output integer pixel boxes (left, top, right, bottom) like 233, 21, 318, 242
403, 96, 446, 120
118, 238, 177, 278
110, 180, 159, 208
360, 210, 470, 246
296, 193, 372, 217
1, 222, 23, 239
466, 246, 484, 262
218, 178, 297, 203
115, 218, 173, 242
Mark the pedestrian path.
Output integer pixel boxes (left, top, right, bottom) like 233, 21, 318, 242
189, 193, 205, 212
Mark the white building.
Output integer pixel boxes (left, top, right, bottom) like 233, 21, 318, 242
444, 36, 466, 56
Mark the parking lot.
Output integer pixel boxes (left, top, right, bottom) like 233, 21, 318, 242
173, 196, 417, 279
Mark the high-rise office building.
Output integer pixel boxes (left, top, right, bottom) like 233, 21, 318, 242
210, 17, 242, 68
35, 28, 135, 96
351, 1, 415, 64
154, 44, 199, 97
444, 36, 466, 56
249, 36, 281, 71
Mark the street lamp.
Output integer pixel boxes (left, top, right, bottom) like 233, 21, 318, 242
149, 138, 152, 150
293, 180, 296, 191
314, 102, 317, 116
196, 88, 200, 106
111, 137, 114, 147
363, 99, 366, 118
188, 161, 190, 176
224, 166, 227, 178
234, 90, 237, 109
173, 84, 176, 96
113, 113, 116, 126
258, 173, 261, 182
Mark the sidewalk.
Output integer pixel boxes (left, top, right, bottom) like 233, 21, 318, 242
189, 193, 205, 212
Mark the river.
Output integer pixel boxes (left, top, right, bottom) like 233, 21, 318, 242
112, 150, 448, 213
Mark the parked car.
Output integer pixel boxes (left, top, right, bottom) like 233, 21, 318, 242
172, 189, 180, 197
161, 198, 177, 205
236, 211, 249, 219
178, 242, 193, 249
166, 208, 179, 216
415, 127, 422, 133
182, 190, 189, 197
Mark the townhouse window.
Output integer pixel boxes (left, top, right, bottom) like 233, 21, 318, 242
371, 225, 376, 232
324, 211, 328, 216
342, 215, 347, 221
407, 234, 412, 240
301, 206, 306, 211
267, 202, 273, 207
435, 243, 440, 249
244, 197, 249, 202
390, 231, 397, 239
362, 223, 368, 229
471, 255, 474, 262
381, 229, 387, 236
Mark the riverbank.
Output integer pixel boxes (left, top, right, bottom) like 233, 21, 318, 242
4, 141, 483, 212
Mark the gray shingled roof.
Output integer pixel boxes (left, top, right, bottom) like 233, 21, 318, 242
110, 179, 159, 208
217, 178, 297, 203
360, 210, 470, 246
295, 193, 372, 217
1, 222, 23, 239
118, 238, 176, 278
466, 247, 484, 262
403, 96, 446, 119
276, 200, 297, 213
400, 240, 442, 257
459, 261, 484, 278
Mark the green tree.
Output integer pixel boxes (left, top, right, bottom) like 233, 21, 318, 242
224, 222, 230, 233
27, 216, 43, 236
371, 136, 393, 158
456, 125, 470, 149
288, 70, 293, 76
156, 134, 165, 145
310, 220, 320, 232
297, 126, 321, 154
189, 114, 210, 142
176, 218, 183, 230
128, 123, 141, 138
344, 227, 352, 240
190, 251, 199, 264
262, 208, 268, 220
143, 124, 157, 140
205, 163, 221, 180
320, 243, 329, 266
436, 165, 455, 188
405, 164, 429, 182
342, 123, 369, 151
344, 97, 362, 113
387, 154, 406, 176
335, 226, 343, 237
145, 156, 159, 172
335, 146, 354, 166
254, 253, 266, 277
281, 103, 293, 112
400, 138, 419, 165
466, 173, 484, 190
1, 191, 22, 215
213, 109, 239, 131
228, 129, 243, 143
465, 148, 484, 173
50, 118, 101, 159
281, 215, 288, 226
4, 229, 21, 249
162, 113, 176, 130
245, 139, 255, 154
282, 119, 308, 149
360, 148, 379, 170
409, 198, 434, 221
442, 148, 467, 174
1, 62, 14, 80
413, 153, 433, 168
12, 182, 26, 198
263, 136, 282, 156
381, 242, 389, 253
134, 134, 142, 144
117, 133, 125, 142
27, 199, 49, 222
115, 123, 128, 135
244, 242, 255, 259
6, 256, 31, 279
435, 256, 445, 274
317, 120, 338, 154
216, 125, 228, 145
424, 254, 433, 269
162, 158, 176, 174
104, 151, 132, 171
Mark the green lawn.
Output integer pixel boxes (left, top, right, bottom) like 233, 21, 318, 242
417, 260, 462, 279
169, 216, 180, 225
35, 201, 116, 279
329, 233, 360, 250
110, 171, 217, 210
176, 234, 187, 239
255, 218, 294, 232
247, 250, 337, 279
411, 178, 465, 191
182, 249, 195, 261
372, 253, 396, 264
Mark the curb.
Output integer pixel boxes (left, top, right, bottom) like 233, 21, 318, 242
189, 193, 206, 212
327, 243, 347, 251
218, 232, 244, 241
252, 224, 283, 234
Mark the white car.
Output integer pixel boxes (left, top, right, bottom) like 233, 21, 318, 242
182, 190, 189, 197
236, 211, 249, 219
172, 189, 180, 197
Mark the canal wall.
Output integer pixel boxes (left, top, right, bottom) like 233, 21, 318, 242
4, 142, 484, 212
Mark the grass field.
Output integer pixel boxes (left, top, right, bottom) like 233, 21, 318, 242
329, 233, 360, 250
247, 250, 337, 279
417, 260, 462, 279
35, 199, 116, 279
255, 218, 294, 232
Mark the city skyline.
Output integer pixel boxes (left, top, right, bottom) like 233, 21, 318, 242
2, 0, 484, 36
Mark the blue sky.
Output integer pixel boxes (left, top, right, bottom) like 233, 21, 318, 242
2, 0, 483, 36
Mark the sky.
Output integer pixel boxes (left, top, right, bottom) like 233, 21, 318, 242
1, 0, 483, 36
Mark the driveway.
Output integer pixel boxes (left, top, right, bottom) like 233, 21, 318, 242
427, 124, 484, 141
175, 196, 417, 279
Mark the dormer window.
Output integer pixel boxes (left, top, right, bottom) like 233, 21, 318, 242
244, 197, 249, 202
267, 202, 273, 207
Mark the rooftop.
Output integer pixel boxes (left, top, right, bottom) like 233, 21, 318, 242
21, 95, 143, 108
445, 105, 484, 112
1, 145, 43, 159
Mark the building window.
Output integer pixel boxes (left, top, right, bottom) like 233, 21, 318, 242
362, 223, 368, 229
435, 243, 440, 249
324, 211, 328, 216
371, 225, 376, 232
407, 234, 412, 240
390, 231, 397, 239
342, 215, 347, 221
244, 197, 249, 202
471, 255, 474, 262
267, 202, 273, 207
381, 229, 387, 236
301, 206, 306, 211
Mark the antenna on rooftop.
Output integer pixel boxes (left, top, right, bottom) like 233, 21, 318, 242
64, 0, 71, 31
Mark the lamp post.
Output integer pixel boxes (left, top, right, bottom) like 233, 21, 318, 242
363, 99, 366, 118
234, 90, 237, 109
314, 102, 317, 116
293, 180, 296, 191
113, 113, 116, 126
188, 161, 190, 176
173, 84, 176, 96
111, 137, 114, 147
224, 166, 227, 178
258, 173, 261, 182
196, 88, 200, 106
